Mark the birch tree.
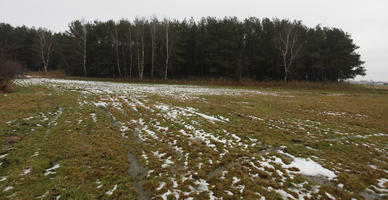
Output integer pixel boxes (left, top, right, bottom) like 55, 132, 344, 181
111, 27, 122, 78
36, 28, 53, 74
81, 20, 87, 77
150, 17, 158, 79
127, 25, 134, 78
68, 20, 88, 76
135, 18, 145, 80
274, 23, 303, 82
141, 22, 145, 80
163, 19, 174, 80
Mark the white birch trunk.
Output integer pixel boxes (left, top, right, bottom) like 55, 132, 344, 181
164, 22, 169, 81
82, 24, 87, 76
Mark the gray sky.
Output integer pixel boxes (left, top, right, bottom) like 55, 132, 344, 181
1, 0, 387, 81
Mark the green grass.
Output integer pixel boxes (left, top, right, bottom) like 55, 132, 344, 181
1, 80, 387, 199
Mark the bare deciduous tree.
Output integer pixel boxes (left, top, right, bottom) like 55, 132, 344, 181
81, 20, 87, 77
165, 21, 169, 80
274, 24, 303, 82
111, 27, 122, 78
69, 19, 88, 76
136, 26, 141, 79
36, 28, 53, 74
141, 23, 145, 80
135, 18, 145, 80
163, 19, 174, 80
127, 25, 134, 78
150, 17, 158, 79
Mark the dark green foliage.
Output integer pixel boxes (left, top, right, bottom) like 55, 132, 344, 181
0, 17, 365, 81
0, 24, 37, 70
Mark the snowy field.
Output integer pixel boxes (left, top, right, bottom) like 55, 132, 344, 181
0, 78, 387, 199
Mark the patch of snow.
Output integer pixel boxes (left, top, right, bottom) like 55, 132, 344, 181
37, 191, 49, 198
90, 113, 97, 122
184, 107, 226, 123
198, 162, 203, 169
94, 102, 108, 108
162, 156, 174, 168
274, 150, 336, 180
6, 120, 15, 125
232, 177, 240, 185
105, 184, 118, 195
44, 164, 60, 176
249, 116, 265, 121
152, 151, 167, 159
24, 115, 34, 120
0, 153, 8, 159
3, 186, 13, 192
325, 192, 336, 200
0, 176, 7, 182
16, 78, 288, 101
287, 156, 336, 180
21, 168, 31, 175
270, 188, 295, 199
156, 182, 166, 191
377, 178, 388, 188
161, 190, 172, 200
96, 180, 103, 189
195, 179, 209, 192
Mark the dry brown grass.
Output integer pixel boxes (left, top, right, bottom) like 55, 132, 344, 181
25, 69, 67, 79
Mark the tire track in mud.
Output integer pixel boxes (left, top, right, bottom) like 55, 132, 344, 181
96, 104, 151, 200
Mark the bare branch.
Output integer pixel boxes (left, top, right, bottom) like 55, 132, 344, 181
274, 24, 303, 82
35, 28, 53, 73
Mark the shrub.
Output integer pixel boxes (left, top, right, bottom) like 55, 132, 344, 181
0, 59, 23, 93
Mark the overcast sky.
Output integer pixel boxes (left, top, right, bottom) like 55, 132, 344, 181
1, 0, 387, 81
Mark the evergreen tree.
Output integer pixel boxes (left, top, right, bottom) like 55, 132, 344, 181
0, 17, 365, 82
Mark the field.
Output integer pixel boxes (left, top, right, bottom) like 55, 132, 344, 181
0, 78, 387, 199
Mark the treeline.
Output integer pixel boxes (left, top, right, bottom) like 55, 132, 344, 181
0, 17, 365, 81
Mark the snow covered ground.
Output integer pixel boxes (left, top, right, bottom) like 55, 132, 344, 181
16, 78, 292, 100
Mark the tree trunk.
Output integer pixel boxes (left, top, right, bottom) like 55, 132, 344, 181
141, 25, 145, 80
274, 25, 303, 83
122, 45, 127, 78
150, 23, 156, 79
283, 56, 288, 82
40, 42, 47, 74
238, 58, 242, 81
113, 29, 122, 78
128, 28, 133, 79
45, 41, 52, 74
83, 29, 87, 77
164, 23, 169, 81
37, 30, 53, 75
137, 28, 141, 79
